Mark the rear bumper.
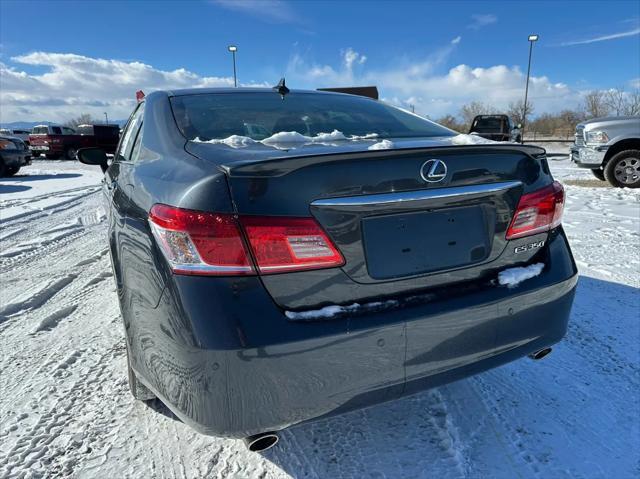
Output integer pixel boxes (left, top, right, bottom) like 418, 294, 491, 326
128, 229, 577, 438
31, 145, 64, 154
0, 150, 31, 168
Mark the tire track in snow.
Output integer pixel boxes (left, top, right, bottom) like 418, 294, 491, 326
0, 343, 125, 478
470, 373, 546, 478
0, 186, 100, 224
31, 305, 78, 334
0, 273, 77, 322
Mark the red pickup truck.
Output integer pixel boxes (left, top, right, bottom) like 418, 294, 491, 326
30, 124, 120, 160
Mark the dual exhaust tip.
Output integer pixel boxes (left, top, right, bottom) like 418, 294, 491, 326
244, 432, 279, 452
243, 347, 553, 452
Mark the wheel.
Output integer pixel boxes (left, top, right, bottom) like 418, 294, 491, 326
5, 166, 20, 176
64, 147, 78, 161
604, 149, 640, 188
126, 344, 156, 401
590, 168, 606, 181
0, 157, 6, 177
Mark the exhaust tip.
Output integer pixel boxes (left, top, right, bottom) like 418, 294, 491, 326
244, 432, 279, 452
529, 347, 552, 360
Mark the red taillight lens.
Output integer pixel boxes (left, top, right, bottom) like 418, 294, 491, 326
149, 204, 253, 275
149, 205, 345, 276
240, 216, 345, 274
506, 181, 565, 240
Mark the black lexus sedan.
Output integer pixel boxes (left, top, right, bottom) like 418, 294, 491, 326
78, 87, 577, 452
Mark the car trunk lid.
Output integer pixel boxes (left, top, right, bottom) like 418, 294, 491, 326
186, 138, 550, 310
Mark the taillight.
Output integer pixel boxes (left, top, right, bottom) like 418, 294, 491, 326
240, 216, 345, 274
149, 204, 254, 276
149, 205, 344, 276
506, 181, 565, 240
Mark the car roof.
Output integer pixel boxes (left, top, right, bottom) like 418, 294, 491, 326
165, 87, 350, 97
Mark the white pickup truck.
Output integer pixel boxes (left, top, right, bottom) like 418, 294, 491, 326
571, 116, 640, 188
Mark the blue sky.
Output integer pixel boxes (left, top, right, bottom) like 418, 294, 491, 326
1, 0, 639, 122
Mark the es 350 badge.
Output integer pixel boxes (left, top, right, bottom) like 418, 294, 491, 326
514, 240, 545, 254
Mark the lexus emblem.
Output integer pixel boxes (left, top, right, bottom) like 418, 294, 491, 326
420, 159, 448, 183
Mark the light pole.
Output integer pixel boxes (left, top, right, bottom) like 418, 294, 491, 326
228, 45, 238, 87
522, 34, 538, 142
104, 112, 109, 125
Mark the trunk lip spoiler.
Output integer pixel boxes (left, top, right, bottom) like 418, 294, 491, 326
210, 144, 547, 178
311, 181, 523, 208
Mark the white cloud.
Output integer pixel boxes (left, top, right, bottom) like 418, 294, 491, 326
211, 0, 301, 24
630, 78, 640, 89
561, 27, 640, 46
0, 52, 241, 122
0, 47, 584, 124
343, 48, 367, 71
468, 14, 497, 30
286, 47, 575, 118
451, 36, 462, 45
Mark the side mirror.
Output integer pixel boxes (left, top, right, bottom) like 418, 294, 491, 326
77, 147, 109, 173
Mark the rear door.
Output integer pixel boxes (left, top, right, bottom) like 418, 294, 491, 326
106, 104, 144, 294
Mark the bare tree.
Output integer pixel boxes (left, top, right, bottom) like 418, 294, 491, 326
623, 89, 640, 116
604, 88, 628, 116
459, 101, 494, 129
65, 113, 95, 129
529, 109, 585, 137
583, 90, 609, 119
435, 114, 464, 132
507, 99, 534, 127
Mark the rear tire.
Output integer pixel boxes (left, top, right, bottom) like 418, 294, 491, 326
126, 345, 156, 401
590, 168, 606, 181
64, 147, 78, 161
0, 157, 6, 177
5, 166, 20, 176
604, 150, 640, 188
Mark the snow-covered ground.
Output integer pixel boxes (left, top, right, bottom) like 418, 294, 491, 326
0, 150, 638, 478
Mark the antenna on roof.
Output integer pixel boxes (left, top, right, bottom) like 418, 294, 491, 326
273, 78, 290, 99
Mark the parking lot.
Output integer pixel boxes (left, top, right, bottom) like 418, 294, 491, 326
0, 146, 638, 478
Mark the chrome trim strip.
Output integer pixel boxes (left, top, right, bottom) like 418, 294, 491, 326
311, 181, 522, 207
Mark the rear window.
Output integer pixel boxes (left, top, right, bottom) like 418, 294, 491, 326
93, 125, 120, 138
77, 125, 94, 135
32, 126, 49, 134
471, 116, 506, 133
170, 92, 453, 141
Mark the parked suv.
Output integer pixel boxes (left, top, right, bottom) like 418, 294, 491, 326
29, 124, 120, 160
571, 116, 640, 187
0, 135, 31, 177
0, 128, 32, 147
469, 115, 522, 142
